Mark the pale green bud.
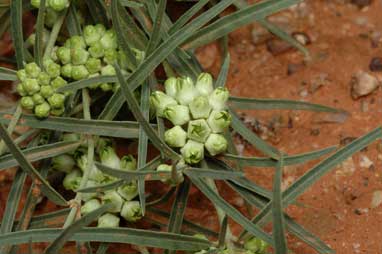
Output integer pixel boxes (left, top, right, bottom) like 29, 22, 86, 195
150, 91, 178, 117
71, 65, 89, 80
100, 83, 113, 92
51, 76, 67, 90
40, 85, 54, 99
44, 60, 61, 78
95, 24, 106, 36
99, 146, 120, 169
81, 199, 101, 215
56, 46, 71, 65
101, 65, 116, 76
63, 169, 82, 191
175, 77, 196, 105
37, 72, 51, 86
164, 126, 187, 148
88, 41, 104, 59
32, 93, 45, 105
204, 134, 227, 156
76, 155, 105, 182
20, 96, 35, 110
89, 165, 106, 183
67, 35, 86, 49
52, 154, 75, 173
62, 132, 80, 142
164, 77, 177, 98
81, 180, 98, 201
156, 164, 184, 186
48, 0, 69, 11
132, 48, 145, 64
97, 213, 120, 228
244, 237, 268, 253
121, 201, 142, 222
209, 87, 229, 111
85, 58, 101, 74
23, 78, 40, 95
117, 182, 138, 201
61, 64, 72, 79
45, 8, 58, 28
16, 83, 27, 96
120, 155, 137, 171
187, 119, 211, 143
96, 137, 114, 153
50, 46, 59, 62
48, 93, 65, 108
180, 140, 204, 164
189, 96, 212, 119
102, 190, 123, 213
163, 104, 190, 126
207, 110, 231, 133
50, 107, 65, 116
195, 73, 213, 96
25, 62, 41, 78
31, 0, 42, 8
34, 102, 50, 118
17, 69, 27, 82
100, 30, 118, 50
103, 49, 118, 64
71, 48, 89, 65
84, 25, 102, 46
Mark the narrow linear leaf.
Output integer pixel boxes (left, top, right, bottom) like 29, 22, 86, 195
218, 216, 228, 248
0, 67, 17, 81
0, 125, 67, 206
66, 3, 82, 36
10, 0, 24, 68
146, 0, 167, 54
184, 167, 244, 180
84, 0, 109, 26
120, 0, 144, 8
57, 75, 121, 93
28, 208, 71, 229
215, 54, 230, 88
77, 179, 124, 193
34, 0, 46, 66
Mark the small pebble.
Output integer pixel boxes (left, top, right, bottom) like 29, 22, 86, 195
292, 32, 311, 45
266, 39, 293, 55
359, 155, 373, 168
369, 57, 382, 72
371, 190, 382, 208
350, 71, 379, 99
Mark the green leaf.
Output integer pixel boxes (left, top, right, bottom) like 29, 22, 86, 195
85, 0, 109, 27
229, 96, 339, 112
45, 204, 112, 254
147, 187, 176, 206
146, 0, 167, 54
215, 53, 230, 88
184, 167, 244, 180
77, 179, 124, 193
272, 157, 287, 253
0, 141, 80, 171
0, 125, 67, 206
28, 208, 71, 229
66, 3, 82, 36
34, 0, 46, 67
0, 228, 211, 251
10, 0, 24, 68
223, 145, 337, 167
184, 0, 302, 49
218, 215, 228, 248
120, 0, 144, 8
57, 75, 121, 93
0, 67, 17, 81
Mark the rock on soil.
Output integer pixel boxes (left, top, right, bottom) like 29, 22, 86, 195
369, 57, 382, 72
350, 71, 379, 99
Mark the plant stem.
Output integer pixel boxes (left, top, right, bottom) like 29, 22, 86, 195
0, 103, 22, 156
43, 9, 68, 59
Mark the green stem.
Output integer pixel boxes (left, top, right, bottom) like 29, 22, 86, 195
43, 9, 68, 59
0, 104, 22, 155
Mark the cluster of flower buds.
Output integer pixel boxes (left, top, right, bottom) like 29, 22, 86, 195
31, 0, 69, 12
150, 73, 231, 165
243, 237, 269, 254
16, 61, 68, 118
54, 135, 143, 227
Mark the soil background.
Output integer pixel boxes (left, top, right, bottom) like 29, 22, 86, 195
1, 0, 382, 253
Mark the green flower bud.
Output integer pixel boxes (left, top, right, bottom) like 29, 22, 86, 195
100, 146, 121, 169
16, 83, 27, 96
84, 25, 102, 46
117, 182, 138, 201
81, 199, 101, 215
31, 0, 42, 8
95, 24, 106, 36
62, 132, 80, 142
189, 96, 212, 119
150, 91, 178, 117
133, 48, 145, 64
61, 64, 72, 79
23, 78, 40, 95
51, 76, 67, 90
17, 69, 27, 82
45, 8, 58, 28
120, 155, 137, 171
52, 154, 75, 173
195, 73, 213, 96
102, 190, 123, 213
37, 72, 51, 86
164, 125, 187, 148
101, 65, 116, 76
56, 46, 71, 64
88, 41, 105, 59
26, 33, 36, 46
40, 85, 54, 98
32, 93, 45, 105
48, 0, 69, 11
204, 134, 227, 156
71, 48, 89, 65
97, 213, 120, 228
100, 83, 113, 92
63, 169, 82, 191
175, 77, 196, 105
34, 102, 51, 118
81, 180, 98, 201
44, 60, 61, 78
76, 154, 105, 182
100, 30, 118, 50
20, 96, 35, 110
121, 201, 142, 222
180, 140, 204, 164
85, 58, 101, 74
96, 137, 114, 153
103, 49, 118, 65
187, 119, 211, 143
156, 164, 184, 186
118, 51, 133, 70
244, 237, 268, 253
67, 35, 86, 49
209, 87, 229, 111
50, 107, 65, 116
25, 62, 41, 78
163, 105, 190, 126
50, 46, 59, 62
48, 93, 65, 108
164, 77, 177, 98
71, 65, 89, 80
207, 110, 231, 133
